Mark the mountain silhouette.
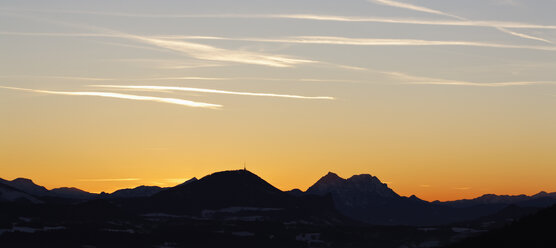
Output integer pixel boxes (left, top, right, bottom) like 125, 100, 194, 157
437, 192, 556, 208
49, 187, 96, 200
301, 172, 550, 226
307, 172, 399, 198
146, 170, 334, 217
2, 170, 556, 247
0, 178, 49, 197
2, 172, 555, 226
110, 186, 164, 198
0, 182, 42, 203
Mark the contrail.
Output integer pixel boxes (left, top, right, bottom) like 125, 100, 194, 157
6, 8, 556, 30
157, 35, 556, 51
382, 71, 556, 87
110, 32, 315, 68
0, 86, 222, 109
91, 85, 335, 100
3, 31, 556, 52
371, 0, 461, 19
368, 0, 553, 44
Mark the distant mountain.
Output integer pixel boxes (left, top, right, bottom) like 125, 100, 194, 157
0, 178, 49, 197
0, 177, 96, 200
302, 172, 525, 226
108, 177, 197, 199
110, 186, 164, 198
50, 187, 96, 200
436, 191, 556, 208
0, 182, 42, 203
307, 172, 399, 198
305, 172, 449, 225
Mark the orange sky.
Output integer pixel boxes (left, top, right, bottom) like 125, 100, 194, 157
1, 1, 556, 202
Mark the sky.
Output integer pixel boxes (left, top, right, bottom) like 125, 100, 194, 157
1, 0, 555, 201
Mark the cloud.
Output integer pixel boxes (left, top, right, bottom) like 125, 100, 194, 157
161, 35, 556, 52
0, 86, 221, 109
0, 75, 115, 81
4, 31, 556, 53
382, 71, 556, 87
9, 8, 556, 31
370, 0, 461, 19
113, 33, 315, 68
0, 29, 315, 68
91, 85, 335, 100
77, 178, 141, 182
368, 0, 552, 44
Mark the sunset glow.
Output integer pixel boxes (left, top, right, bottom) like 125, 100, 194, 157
1, 0, 555, 202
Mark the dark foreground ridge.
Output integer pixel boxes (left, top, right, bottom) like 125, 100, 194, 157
1, 169, 555, 248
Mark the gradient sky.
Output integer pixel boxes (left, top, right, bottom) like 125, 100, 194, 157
1, 0, 555, 201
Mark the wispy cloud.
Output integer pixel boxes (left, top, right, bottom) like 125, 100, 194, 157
370, 0, 460, 19
0, 29, 315, 68
91, 85, 335, 100
0, 75, 115, 81
77, 178, 141, 182
8, 9, 556, 30
383, 71, 556, 87
368, 0, 552, 44
113, 33, 315, 68
3, 31, 556, 53
7, 9, 556, 31
0, 74, 363, 84
161, 35, 556, 52
112, 58, 224, 70
0, 86, 221, 109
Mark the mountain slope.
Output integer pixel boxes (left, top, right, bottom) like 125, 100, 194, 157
0, 178, 49, 197
0, 182, 42, 203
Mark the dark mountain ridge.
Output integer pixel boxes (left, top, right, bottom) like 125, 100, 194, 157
2, 171, 556, 226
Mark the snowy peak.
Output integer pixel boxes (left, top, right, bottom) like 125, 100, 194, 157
307, 172, 399, 198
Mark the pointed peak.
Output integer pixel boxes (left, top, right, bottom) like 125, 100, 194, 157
325, 172, 343, 179
318, 172, 344, 183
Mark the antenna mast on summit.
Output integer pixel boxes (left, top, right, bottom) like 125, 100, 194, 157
243, 162, 246, 171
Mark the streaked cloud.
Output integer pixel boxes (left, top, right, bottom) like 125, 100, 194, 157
0, 75, 115, 81
0, 86, 221, 109
4, 31, 556, 53
368, 0, 552, 43
112, 58, 224, 70
0, 29, 315, 68
91, 85, 335, 100
7, 9, 556, 30
115, 33, 315, 68
162, 35, 556, 52
370, 0, 460, 19
383, 71, 556, 87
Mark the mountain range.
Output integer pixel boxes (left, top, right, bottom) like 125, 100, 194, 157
2, 169, 556, 247
1, 170, 556, 226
